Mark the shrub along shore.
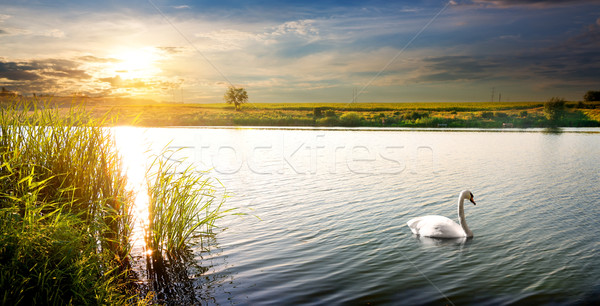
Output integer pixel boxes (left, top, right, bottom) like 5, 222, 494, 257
15, 97, 598, 128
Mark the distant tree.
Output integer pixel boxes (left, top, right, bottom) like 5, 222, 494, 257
584, 91, 600, 102
224, 86, 248, 111
544, 97, 566, 123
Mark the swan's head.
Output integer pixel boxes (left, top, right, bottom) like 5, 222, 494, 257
462, 190, 476, 205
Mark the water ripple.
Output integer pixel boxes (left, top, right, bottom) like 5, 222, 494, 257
128, 128, 600, 305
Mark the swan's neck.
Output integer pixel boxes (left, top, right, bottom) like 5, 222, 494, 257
458, 197, 473, 237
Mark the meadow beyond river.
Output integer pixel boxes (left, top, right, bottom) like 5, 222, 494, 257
115, 127, 600, 305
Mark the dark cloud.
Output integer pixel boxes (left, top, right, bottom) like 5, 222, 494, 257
411, 16, 600, 89
524, 22, 600, 84
411, 56, 497, 83
39, 59, 92, 79
558, 23, 600, 51
0, 58, 93, 95
467, 0, 598, 8
0, 69, 40, 81
0, 59, 91, 82
0, 61, 42, 80
43, 69, 90, 79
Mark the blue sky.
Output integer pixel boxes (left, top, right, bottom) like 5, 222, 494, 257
1, 0, 599, 102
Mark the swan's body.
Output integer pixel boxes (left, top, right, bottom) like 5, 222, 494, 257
407, 190, 476, 238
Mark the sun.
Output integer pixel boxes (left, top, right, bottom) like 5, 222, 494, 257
109, 48, 161, 79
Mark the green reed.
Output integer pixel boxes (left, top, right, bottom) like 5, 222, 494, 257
1, 99, 233, 304
0, 100, 135, 304
145, 150, 229, 260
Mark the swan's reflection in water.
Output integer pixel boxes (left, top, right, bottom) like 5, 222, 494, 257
415, 235, 473, 248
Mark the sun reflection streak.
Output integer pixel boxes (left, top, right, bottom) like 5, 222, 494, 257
112, 127, 152, 253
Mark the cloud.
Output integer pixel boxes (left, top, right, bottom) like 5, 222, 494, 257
563, 24, 600, 50
0, 70, 40, 81
41, 29, 65, 38
0, 61, 42, 80
1, 0, 598, 102
533, 22, 600, 84
466, 0, 598, 8
195, 29, 260, 51
0, 58, 94, 95
99, 75, 146, 88
193, 19, 321, 52
78, 55, 119, 63
39, 59, 91, 79
156, 46, 187, 55
271, 20, 319, 38
410, 56, 497, 83
0, 27, 31, 36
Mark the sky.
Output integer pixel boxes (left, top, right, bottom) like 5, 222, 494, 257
0, 0, 599, 103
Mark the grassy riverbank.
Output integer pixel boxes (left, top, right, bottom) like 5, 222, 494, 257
18, 97, 598, 128
0, 101, 228, 305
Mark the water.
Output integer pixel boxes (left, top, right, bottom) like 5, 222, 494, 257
115, 127, 600, 305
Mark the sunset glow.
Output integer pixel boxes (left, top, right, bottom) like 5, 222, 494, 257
109, 48, 161, 80
1, 1, 599, 102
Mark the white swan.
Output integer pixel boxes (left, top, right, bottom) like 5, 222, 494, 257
407, 190, 476, 238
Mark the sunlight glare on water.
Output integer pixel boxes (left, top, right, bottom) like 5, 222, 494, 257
112, 127, 152, 251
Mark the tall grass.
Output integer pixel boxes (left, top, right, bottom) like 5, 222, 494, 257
142, 149, 231, 304
145, 150, 227, 259
0, 99, 233, 304
0, 100, 135, 304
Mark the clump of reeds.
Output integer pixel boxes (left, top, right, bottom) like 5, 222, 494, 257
141, 148, 232, 304
0, 99, 233, 304
0, 99, 135, 304
145, 150, 228, 260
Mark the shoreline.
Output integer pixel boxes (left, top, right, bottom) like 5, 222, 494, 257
3, 98, 600, 128
93, 101, 600, 129
113, 125, 600, 134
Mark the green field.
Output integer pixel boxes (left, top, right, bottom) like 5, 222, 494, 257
3, 97, 600, 128
78, 100, 600, 128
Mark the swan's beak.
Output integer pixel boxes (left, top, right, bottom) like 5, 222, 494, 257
470, 197, 476, 205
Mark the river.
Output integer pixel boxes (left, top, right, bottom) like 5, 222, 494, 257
115, 127, 600, 305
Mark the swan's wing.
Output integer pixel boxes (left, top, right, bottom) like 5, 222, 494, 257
407, 215, 465, 238
407, 217, 426, 235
